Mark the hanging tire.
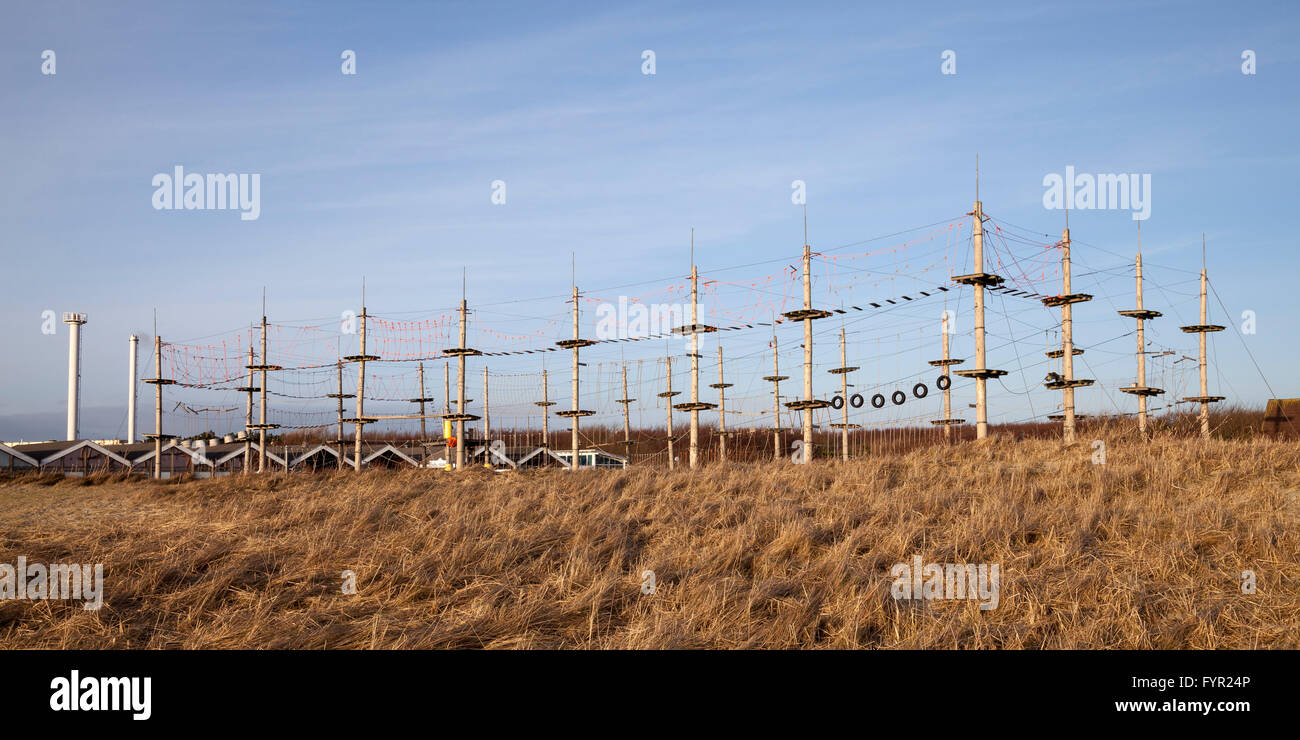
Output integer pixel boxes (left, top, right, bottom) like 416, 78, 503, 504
913, 382, 928, 399
871, 393, 885, 409
892, 390, 906, 405
936, 374, 951, 390
849, 393, 864, 408
831, 395, 845, 410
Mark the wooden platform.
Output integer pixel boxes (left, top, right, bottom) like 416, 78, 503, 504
1044, 379, 1095, 390
1118, 309, 1162, 320
928, 358, 964, 367
441, 413, 480, 422
657, 391, 681, 398
554, 409, 595, 417
828, 366, 859, 375
342, 355, 379, 362
952, 272, 1005, 287
246, 423, 282, 430
1119, 385, 1164, 397
673, 402, 716, 412
142, 378, 176, 385
781, 308, 833, 321
1180, 324, 1226, 333
234, 386, 261, 393
1047, 414, 1089, 421
1045, 348, 1084, 358
1182, 395, 1226, 403
407, 397, 436, 403
829, 423, 861, 429
1041, 293, 1093, 307
784, 399, 831, 411
954, 368, 1007, 379
762, 375, 789, 382
672, 324, 718, 334
441, 348, 482, 357
708, 383, 733, 389
555, 338, 597, 349
929, 418, 966, 426
246, 363, 284, 371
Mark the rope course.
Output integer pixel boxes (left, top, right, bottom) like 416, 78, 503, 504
139, 205, 1254, 471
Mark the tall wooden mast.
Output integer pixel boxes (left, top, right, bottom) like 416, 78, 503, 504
1042, 217, 1094, 441
1179, 236, 1225, 439
1118, 226, 1165, 438
952, 159, 1007, 438
781, 210, 831, 461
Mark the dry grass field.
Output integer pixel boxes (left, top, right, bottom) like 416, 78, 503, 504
1, 432, 1297, 649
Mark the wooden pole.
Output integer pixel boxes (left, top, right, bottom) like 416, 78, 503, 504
353, 305, 368, 470
673, 233, 716, 468
539, 369, 551, 446
778, 213, 834, 462
689, 264, 700, 469
801, 244, 813, 457
764, 333, 787, 462
569, 287, 580, 472
551, 282, 596, 471
1062, 226, 1077, 443
153, 335, 163, 479
336, 360, 345, 470
418, 363, 427, 442
714, 346, 729, 462
616, 363, 633, 457
1042, 220, 1092, 440
972, 201, 988, 439
1117, 242, 1165, 441
839, 329, 849, 460
952, 165, 1006, 440
456, 298, 468, 470
1177, 240, 1224, 441
258, 313, 268, 472
662, 356, 675, 469
827, 327, 861, 460
925, 315, 967, 441
1136, 256, 1149, 436
243, 347, 254, 472
1198, 268, 1210, 438
942, 317, 952, 441
483, 366, 490, 445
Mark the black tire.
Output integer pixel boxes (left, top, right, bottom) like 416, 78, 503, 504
871, 393, 885, 409
936, 374, 951, 390
850, 393, 864, 409
830, 395, 845, 410
891, 390, 906, 405
913, 382, 928, 399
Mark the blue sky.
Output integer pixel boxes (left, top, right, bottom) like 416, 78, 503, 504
1, 1, 1297, 441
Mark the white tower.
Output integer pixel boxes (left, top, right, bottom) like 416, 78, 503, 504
64, 313, 88, 441
128, 334, 139, 442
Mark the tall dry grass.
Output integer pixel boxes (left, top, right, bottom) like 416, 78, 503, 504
1, 432, 1296, 648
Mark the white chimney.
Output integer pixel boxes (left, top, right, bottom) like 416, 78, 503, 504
128, 334, 139, 443
64, 313, 87, 441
